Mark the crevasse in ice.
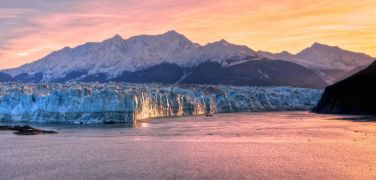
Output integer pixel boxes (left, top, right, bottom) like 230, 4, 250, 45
0, 83, 323, 124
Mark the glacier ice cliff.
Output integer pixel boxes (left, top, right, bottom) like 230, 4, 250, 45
0, 83, 323, 124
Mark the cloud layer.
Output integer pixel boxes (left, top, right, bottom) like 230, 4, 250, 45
1, 0, 375, 69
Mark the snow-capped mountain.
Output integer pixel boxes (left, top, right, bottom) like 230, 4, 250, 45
297, 43, 374, 70
3, 30, 257, 82
194, 39, 256, 65
4, 30, 372, 87
257, 42, 375, 83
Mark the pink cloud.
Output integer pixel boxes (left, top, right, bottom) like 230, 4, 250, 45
0, 0, 375, 70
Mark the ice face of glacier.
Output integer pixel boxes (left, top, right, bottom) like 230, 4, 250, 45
0, 83, 323, 124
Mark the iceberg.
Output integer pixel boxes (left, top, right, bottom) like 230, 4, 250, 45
0, 83, 323, 124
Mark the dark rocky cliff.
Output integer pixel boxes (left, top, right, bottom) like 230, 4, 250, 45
312, 61, 376, 115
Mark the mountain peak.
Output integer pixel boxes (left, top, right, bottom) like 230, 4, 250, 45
219, 39, 228, 43
104, 34, 124, 44
164, 30, 179, 35
312, 42, 325, 47
162, 30, 186, 38
156, 30, 194, 45
208, 39, 232, 46
277, 50, 292, 56
62, 46, 72, 51
310, 42, 340, 50
110, 34, 123, 40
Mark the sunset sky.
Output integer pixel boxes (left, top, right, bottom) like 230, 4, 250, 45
1, 0, 375, 69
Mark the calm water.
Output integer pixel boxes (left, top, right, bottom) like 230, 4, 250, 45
1, 112, 376, 179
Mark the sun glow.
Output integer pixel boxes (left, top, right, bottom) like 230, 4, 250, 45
16, 52, 29, 57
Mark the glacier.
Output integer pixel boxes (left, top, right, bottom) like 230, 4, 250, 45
0, 83, 323, 124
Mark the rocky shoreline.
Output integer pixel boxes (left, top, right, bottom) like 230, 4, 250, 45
0, 125, 57, 135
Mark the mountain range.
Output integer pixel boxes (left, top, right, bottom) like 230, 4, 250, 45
258, 43, 374, 83
1, 30, 374, 88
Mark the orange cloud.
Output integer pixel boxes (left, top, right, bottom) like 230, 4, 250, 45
0, 0, 375, 69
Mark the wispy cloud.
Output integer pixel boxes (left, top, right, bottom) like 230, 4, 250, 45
0, 0, 375, 69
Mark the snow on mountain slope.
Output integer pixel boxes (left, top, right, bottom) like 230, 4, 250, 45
3, 31, 257, 82
195, 39, 257, 65
258, 43, 374, 71
296, 43, 374, 70
257, 43, 375, 84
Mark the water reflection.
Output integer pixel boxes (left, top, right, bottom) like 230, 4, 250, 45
0, 121, 135, 131
0, 118, 155, 132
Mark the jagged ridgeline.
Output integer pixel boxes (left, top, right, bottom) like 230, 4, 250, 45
0, 83, 322, 124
